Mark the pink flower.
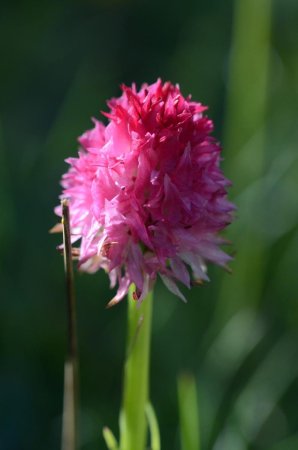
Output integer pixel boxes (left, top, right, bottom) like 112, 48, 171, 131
56, 79, 235, 305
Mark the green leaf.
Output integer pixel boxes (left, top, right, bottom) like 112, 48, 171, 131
178, 372, 200, 450
103, 426, 119, 450
146, 402, 161, 450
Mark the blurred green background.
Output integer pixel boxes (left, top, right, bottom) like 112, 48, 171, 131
1, 0, 298, 449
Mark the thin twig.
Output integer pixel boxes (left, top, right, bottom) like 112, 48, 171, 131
62, 199, 77, 360
61, 199, 78, 450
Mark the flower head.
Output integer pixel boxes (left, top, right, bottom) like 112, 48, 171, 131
56, 79, 235, 305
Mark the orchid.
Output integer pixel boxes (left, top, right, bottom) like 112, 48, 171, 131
56, 79, 234, 306
55, 79, 235, 450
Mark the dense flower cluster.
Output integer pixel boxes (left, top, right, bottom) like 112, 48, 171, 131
56, 79, 234, 305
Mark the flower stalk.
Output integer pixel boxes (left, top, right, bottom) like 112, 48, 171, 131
119, 286, 153, 450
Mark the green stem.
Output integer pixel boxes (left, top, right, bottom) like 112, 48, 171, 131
178, 372, 200, 450
120, 286, 153, 450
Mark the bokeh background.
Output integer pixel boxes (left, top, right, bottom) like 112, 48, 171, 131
1, 0, 298, 449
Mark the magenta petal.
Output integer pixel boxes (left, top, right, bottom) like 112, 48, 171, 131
160, 274, 187, 303
127, 243, 144, 291
169, 257, 190, 288
136, 274, 151, 304
179, 252, 209, 282
107, 273, 131, 307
